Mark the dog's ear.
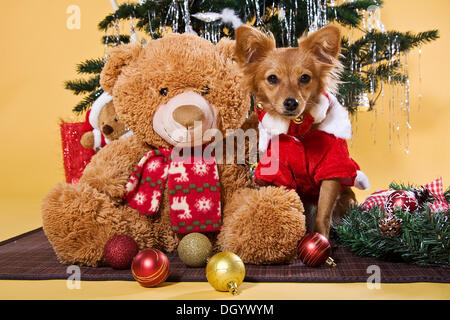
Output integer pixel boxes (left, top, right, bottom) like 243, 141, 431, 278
299, 25, 341, 67
235, 25, 276, 65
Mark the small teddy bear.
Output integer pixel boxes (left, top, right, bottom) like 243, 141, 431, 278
80, 92, 132, 152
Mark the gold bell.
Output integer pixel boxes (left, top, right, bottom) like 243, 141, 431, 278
255, 102, 263, 111
293, 115, 304, 124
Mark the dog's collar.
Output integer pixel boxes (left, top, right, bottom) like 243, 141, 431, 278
254, 91, 330, 126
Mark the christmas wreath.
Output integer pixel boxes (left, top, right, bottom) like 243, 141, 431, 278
334, 178, 450, 266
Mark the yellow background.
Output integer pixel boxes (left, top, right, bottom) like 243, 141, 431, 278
0, 0, 449, 299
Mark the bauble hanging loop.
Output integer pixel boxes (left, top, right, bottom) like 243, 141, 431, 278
297, 232, 336, 267
206, 252, 245, 295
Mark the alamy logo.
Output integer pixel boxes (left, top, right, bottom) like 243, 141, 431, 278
66, 265, 81, 289
66, 5, 81, 30
366, 265, 381, 290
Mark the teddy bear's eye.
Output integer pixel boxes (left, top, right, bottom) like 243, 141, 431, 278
114, 117, 118, 122
159, 88, 168, 96
201, 86, 210, 95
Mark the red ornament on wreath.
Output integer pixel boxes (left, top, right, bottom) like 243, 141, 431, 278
132, 249, 170, 287
103, 234, 139, 269
297, 233, 336, 267
385, 190, 418, 215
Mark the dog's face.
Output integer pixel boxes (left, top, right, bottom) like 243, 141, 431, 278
235, 25, 341, 120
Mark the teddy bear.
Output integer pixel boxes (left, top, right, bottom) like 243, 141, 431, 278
80, 93, 132, 152
41, 33, 306, 267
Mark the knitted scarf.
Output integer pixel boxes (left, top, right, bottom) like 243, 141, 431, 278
125, 147, 222, 234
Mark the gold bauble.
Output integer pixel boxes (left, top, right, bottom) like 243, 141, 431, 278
206, 252, 245, 295
177, 233, 212, 267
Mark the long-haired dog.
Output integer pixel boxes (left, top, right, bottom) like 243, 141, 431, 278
234, 25, 369, 238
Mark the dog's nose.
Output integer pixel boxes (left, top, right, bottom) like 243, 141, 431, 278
283, 98, 299, 112
172, 105, 205, 128
102, 125, 114, 135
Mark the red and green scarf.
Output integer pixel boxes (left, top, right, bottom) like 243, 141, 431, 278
125, 148, 222, 234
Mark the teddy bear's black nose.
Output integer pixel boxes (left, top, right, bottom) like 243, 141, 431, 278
102, 125, 114, 135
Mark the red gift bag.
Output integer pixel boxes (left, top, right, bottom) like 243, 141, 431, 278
60, 122, 95, 184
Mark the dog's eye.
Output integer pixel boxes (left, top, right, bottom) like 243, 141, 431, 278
159, 88, 169, 96
201, 86, 210, 95
267, 75, 279, 85
299, 74, 311, 84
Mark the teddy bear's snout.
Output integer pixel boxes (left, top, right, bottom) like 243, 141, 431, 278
172, 105, 205, 129
102, 125, 114, 135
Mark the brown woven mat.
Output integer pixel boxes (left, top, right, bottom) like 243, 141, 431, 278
0, 228, 448, 283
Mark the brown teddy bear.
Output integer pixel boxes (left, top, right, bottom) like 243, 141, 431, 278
80, 93, 132, 152
42, 33, 306, 267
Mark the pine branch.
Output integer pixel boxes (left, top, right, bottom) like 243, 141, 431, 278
334, 205, 450, 266
98, 3, 143, 31
72, 89, 104, 114
329, 0, 383, 27
76, 58, 105, 75
389, 181, 417, 190
65, 76, 100, 96
348, 30, 439, 67
67, 0, 438, 114
102, 35, 130, 45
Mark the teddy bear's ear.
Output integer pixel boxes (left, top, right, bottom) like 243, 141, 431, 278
216, 38, 236, 61
234, 25, 276, 65
100, 43, 142, 93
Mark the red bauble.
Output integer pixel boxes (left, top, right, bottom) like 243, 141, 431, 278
297, 233, 335, 267
385, 190, 418, 214
103, 235, 139, 269
132, 249, 170, 287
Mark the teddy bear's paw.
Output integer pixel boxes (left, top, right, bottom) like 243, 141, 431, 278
217, 186, 306, 264
42, 182, 115, 267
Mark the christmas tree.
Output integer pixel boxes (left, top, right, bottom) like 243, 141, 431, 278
66, 0, 438, 114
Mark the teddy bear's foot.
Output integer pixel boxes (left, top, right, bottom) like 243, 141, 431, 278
42, 182, 115, 267
217, 186, 306, 264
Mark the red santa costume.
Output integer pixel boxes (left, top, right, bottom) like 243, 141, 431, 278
254, 92, 370, 203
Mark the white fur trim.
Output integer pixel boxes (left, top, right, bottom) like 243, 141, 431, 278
93, 129, 103, 150
258, 122, 271, 153
119, 130, 133, 140
310, 94, 330, 124
317, 93, 352, 140
259, 113, 290, 153
261, 112, 290, 135
89, 92, 113, 130
355, 170, 370, 190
